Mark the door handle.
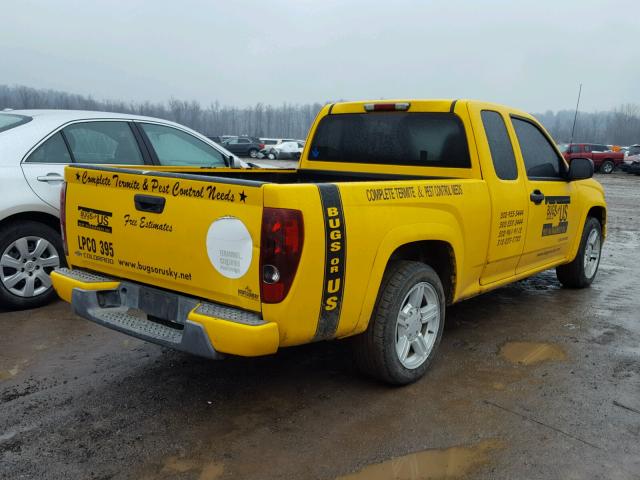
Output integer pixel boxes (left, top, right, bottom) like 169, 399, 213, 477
530, 189, 545, 205
36, 173, 64, 183
134, 194, 166, 213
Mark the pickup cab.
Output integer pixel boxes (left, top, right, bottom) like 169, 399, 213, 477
52, 99, 607, 384
562, 143, 624, 174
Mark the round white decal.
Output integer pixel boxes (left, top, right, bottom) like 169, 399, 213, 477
206, 217, 253, 279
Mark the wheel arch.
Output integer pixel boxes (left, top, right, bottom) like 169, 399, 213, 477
0, 211, 61, 233
388, 241, 457, 305
566, 200, 607, 264
348, 223, 462, 338
587, 205, 606, 230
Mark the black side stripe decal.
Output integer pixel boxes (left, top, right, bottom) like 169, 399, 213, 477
314, 184, 346, 341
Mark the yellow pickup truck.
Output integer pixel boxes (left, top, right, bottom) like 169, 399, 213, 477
52, 99, 606, 384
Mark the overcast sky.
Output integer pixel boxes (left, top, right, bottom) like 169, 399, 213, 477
2, 0, 638, 112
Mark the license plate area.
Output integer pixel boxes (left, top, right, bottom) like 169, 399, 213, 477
138, 286, 179, 322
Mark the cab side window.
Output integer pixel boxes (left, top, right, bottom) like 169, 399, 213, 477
481, 110, 518, 180
63, 121, 144, 165
511, 117, 564, 179
569, 145, 581, 153
26, 132, 72, 163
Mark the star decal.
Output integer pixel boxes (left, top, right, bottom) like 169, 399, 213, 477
239, 190, 247, 203
75, 172, 81, 181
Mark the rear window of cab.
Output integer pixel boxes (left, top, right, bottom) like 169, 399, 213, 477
308, 112, 471, 168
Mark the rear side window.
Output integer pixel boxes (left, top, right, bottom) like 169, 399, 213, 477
481, 110, 518, 180
512, 117, 564, 179
63, 121, 144, 165
309, 112, 471, 168
0, 113, 32, 133
140, 123, 226, 166
27, 132, 71, 164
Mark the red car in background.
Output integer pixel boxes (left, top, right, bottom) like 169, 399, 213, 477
562, 143, 624, 174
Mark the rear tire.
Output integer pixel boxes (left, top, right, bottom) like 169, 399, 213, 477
248, 148, 258, 159
556, 216, 602, 288
353, 261, 445, 385
0, 221, 64, 310
600, 160, 615, 174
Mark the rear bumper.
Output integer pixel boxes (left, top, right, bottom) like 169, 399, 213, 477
51, 268, 279, 358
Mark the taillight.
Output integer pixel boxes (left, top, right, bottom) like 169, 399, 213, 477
259, 143, 265, 149
59, 181, 68, 256
363, 102, 410, 112
260, 208, 303, 303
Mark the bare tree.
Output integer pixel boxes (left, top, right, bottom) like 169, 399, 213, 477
2, 84, 639, 144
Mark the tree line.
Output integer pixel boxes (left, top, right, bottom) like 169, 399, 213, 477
1, 84, 639, 145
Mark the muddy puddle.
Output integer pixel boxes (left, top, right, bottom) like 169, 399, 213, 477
140, 456, 224, 480
0, 365, 20, 381
337, 439, 503, 480
500, 342, 566, 365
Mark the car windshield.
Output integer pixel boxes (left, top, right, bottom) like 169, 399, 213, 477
0, 113, 32, 133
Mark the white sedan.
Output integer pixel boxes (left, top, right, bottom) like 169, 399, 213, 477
0, 109, 243, 309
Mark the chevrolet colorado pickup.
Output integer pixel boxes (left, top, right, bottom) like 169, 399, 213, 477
52, 99, 607, 384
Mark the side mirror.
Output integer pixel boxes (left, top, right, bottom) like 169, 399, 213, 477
567, 157, 594, 181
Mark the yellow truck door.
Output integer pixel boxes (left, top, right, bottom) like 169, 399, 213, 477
509, 116, 578, 274
469, 106, 529, 285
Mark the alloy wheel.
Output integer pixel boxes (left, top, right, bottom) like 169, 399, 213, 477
0, 236, 60, 297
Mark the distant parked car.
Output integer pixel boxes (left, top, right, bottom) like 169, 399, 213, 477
624, 144, 640, 158
262, 141, 304, 160
562, 143, 624, 174
222, 136, 265, 158
260, 138, 283, 149
0, 109, 244, 309
622, 145, 640, 172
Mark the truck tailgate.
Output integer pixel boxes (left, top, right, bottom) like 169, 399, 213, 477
64, 166, 264, 311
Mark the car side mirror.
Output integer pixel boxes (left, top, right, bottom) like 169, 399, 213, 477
567, 157, 594, 181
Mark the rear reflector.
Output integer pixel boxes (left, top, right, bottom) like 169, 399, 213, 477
260, 208, 304, 303
364, 102, 410, 112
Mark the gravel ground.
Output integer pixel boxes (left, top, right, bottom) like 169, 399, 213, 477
1, 172, 639, 480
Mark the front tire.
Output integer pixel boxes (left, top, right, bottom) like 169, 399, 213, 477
0, 221, 64, 310
353, 261, 445, 385
600, 160, 615, 174
556, 216, 602, 288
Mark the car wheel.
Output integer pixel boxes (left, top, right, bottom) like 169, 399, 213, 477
0, 221, 64, 310
294, 152, 301, 160
353, 261, 445, 385
267, 153, 276, 160
248, 149, 258, 158
600, 160, 615, 174
556, 216, 602, 288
